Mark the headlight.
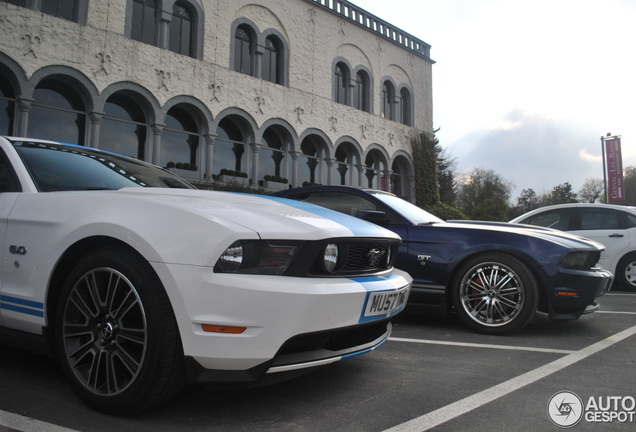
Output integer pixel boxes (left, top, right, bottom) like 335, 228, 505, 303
323, 243, 339, 273
561, 251, 597, 269
215, 240, 302, 275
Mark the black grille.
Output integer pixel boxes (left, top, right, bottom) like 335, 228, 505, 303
340, 242, 391, 274
271, 319, 391, 367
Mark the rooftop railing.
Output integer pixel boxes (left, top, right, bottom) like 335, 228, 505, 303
303, 0, 433, 61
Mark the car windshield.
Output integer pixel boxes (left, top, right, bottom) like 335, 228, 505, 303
370, 191, 444, 225
13, 141, 193, 192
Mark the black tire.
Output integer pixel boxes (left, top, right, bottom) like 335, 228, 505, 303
615, 253, 636, 291
451, 253, 539, 335
55, 245, 186, 414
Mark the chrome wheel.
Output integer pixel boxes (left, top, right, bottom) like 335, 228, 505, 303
61, 267, 147, 396
458, 262, 524, 327
452, 253, 538, 334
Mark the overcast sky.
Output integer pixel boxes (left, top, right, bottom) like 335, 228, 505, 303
354, 0, 636, 199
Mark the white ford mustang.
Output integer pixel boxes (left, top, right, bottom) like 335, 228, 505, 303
0, 137, 411, 414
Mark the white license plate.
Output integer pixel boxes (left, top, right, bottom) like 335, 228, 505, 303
363, 286, 408, 318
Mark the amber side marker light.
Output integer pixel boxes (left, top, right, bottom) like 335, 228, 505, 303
202, 324, 247, 334
556, 291, 578, 297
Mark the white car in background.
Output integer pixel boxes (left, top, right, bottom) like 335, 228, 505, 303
511, 203, 636, 290
0, 137, 411, 414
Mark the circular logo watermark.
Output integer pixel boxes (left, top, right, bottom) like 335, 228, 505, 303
547, 391, 584, 428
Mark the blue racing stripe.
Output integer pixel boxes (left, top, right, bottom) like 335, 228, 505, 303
260, 195, 391, 237
0, 295, 44, 318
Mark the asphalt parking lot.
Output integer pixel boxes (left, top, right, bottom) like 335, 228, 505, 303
1, 290, 635, 432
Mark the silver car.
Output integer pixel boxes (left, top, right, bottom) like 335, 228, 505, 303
511, 203, 636, 290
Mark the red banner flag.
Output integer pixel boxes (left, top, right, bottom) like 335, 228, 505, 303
604, 137, 625, 202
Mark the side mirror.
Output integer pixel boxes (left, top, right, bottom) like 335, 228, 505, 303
355, 210, 390, 226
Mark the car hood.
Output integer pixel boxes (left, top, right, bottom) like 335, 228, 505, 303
114, 187, 398, 241
444, 219, 606, 250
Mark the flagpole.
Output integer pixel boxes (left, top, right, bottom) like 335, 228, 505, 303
601, 134, 608, 203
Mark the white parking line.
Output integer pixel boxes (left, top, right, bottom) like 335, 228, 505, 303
0, 410, 79, 432
383, 324, 636, 432
389, 337, 575, 354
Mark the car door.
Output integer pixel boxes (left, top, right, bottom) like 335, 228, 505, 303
0, 148, 22, 324
572, 207, 630, 272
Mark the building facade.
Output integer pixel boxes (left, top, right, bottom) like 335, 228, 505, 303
0, 0, 434, 201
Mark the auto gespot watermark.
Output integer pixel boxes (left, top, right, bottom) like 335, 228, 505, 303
547, 391, 635, 428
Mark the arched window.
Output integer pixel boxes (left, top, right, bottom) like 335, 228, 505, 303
334, 63, 349, 105
353, 70, 370, 112
382, 81, 395, 120
131, 0, 157, 46
234, 26, 253, 75
100, 93, 147, 160
262, 36, 281, 84
399, 87, 412, 126
161, 106, 199, 171
215, 118, 247, 176
299, 137, 327, 186
365, 150, 387, 190
391, 156, 412, 201
335, 144, 359, 186
260, 128, 288, 182
0, 73, 16, 136
28, 78, 86, 145
169, 1, 194, 57
41, 0, 79, 22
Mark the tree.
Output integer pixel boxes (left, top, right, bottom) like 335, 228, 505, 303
436, 145, 457, 207
578, 178, 604, 203
456, 167, 513, 220
547, 182, 578, 204
472, 196, 509, 221
508, 188, 542, 219
410, 132, 465, 220
624, 166, 636, 206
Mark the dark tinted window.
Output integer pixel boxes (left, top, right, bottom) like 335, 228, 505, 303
580, 208, 619, 230
625, 211, 636, 229
521, 208, 574, 231
288, 191, 377, 217
13, 141, 192, 191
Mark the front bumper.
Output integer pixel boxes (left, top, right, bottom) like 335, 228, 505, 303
548, 268, 613, 320
156, 263, 411, 384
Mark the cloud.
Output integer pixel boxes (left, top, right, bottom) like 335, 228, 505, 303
448, 111, 605, 198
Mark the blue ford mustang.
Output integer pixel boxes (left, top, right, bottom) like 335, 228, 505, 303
274, 186, 614, 334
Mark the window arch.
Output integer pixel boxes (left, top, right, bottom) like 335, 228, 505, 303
28, 78, 87, 145
233, 25, 255, 76
8, 0, 86, 23
391, 155, 412, 201
398, 87, 412, 126
365, 150, 388, 190
334, 62, 350, 105
335, 143, 360, 186
353, 70, 370, 112
215, 118, 247, 176
42, 0, 80, 22
169, 1, 194, 57
100, 93, 148, 160
260, 127, 289, 182
382, 81, 395, 120
299, 136, 328, 186
128, 0, 200, 58
131, 0, 158, 45
262, 35, 282, 85
0, 72, 16, 136
161, 106, 199, 171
